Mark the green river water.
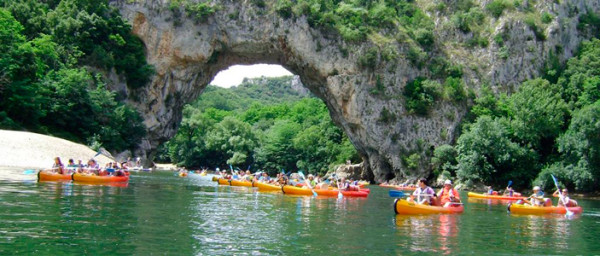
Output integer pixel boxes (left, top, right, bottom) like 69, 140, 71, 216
1, 169, 599, 255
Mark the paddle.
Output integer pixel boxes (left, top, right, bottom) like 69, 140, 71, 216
298, 171, 317, 197
23, 169, 37, 175
331, 173, 343, 199
551, 174, 574, 217
389, 190, 405, 197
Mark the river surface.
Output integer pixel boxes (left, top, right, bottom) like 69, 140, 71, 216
1, 169, 599, 255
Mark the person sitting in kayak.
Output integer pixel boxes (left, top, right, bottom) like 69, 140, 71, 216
553, 188, 578, 207
523, 186, 545, 206
408, 178, 436, 205
486, 186, 495, 195
52, 157, 65, 174
258, 172, 270, 183
438, 180, 461, 207
503, 186, 514, 197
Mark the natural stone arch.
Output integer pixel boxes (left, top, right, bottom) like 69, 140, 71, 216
111, 0, 600, 182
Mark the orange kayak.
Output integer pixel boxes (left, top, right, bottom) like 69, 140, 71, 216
508, 203, 583, 215
394, 199, 464, 214
230, 179, 253, 187
72, 173, 129, 183
38, 170, 71, 182
217, 178, 231, 185
253, 182, 282, 192
468, 192, 525, 200
282, 185, 370, 197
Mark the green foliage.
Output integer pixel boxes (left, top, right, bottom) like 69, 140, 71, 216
452, 7, 485, 33
553, 102, 600, 191
443, 77, 467, 102
541, 12, 553, 24
577, 9, 600, 37
506, 79, 568, 149
456, 38, 600, 191
456, 116, 539, 188
523, 14, 546, 41
358, 47, 378, 70
432, 144, 457, 177
403, 78, 441, 116
0, 2, 149, 153
559, 39, 600, 108
162, 77, 359, 173
275, 0, 293, 18
485, 0, 511, 18
185, 1, 217, 23
405, 153, 421, 170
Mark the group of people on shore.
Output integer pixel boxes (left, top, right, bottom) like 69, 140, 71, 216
49, 157, 130, 177
216, 169, 363, 191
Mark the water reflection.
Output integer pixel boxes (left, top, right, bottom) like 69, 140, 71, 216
509, 213, 576, 250
395, 214, 459, 255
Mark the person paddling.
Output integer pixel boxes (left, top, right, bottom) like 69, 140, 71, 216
524, 186, 545, 206
408, 178, 436, 205
553, 188, 578, 207
438, 180, 461, 207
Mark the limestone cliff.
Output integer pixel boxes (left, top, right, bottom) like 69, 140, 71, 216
109, 0, 600, 182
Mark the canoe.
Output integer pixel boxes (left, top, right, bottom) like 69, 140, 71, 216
253, 182, 282, 192
230, 179, 253, 187
72, 173, 129, 183
379, 184, 416, 191
394, 199, 464, 214
38, 170, 71, 182
508, 203, 583, 215
282, 185, 370, 197
217, 178, 231, 185
468, 192, 525, 200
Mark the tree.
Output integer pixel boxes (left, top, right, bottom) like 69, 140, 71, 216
253, 119, 300, 174
506, 78, 568, 152
456, 116, 538, 188
206, 116, 258, 167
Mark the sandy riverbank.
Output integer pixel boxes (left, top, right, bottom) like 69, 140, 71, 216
0, 130, 113, 170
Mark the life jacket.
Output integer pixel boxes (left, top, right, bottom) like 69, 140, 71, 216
439, 187, 459, 202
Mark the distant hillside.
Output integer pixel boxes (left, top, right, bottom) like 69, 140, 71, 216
191, 76, 311, 112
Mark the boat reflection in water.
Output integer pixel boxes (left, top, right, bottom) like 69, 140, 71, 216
395, 214, 459, 255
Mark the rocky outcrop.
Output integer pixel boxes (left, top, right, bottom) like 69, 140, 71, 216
110, 0, 600, 182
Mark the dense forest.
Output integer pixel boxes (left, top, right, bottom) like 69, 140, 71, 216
156, 77, 360, 176
434, 39, 600, 192
0, 0, 150, 152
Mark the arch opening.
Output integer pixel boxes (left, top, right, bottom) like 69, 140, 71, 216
154, 63, 363, 178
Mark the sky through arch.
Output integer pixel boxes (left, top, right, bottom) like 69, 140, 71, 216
210, 64, 293, 88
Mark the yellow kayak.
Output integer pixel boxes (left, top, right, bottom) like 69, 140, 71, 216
217, 178, 231, 185
467, 192, 525, 200
508, 203, 583, 215
394, 199, 464, 215
230, 179, 253, 187
253, 182, 282, 192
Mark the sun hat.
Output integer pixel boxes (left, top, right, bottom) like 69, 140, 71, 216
444, 180, 452, 185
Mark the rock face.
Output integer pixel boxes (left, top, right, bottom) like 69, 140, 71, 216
110, 0, 600, 182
